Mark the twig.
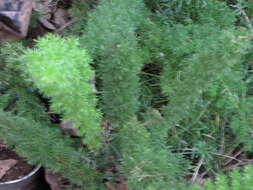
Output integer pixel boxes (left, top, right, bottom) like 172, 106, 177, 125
212, 152, 242, 164
105, 182, 116, 190
218, 115, 225, 155
196, 171, 208, 185
223, 159, 253, 172
54, 19, 76, 33
241, 10, 253, 38
191, 157, 204, 184
223, 149, 244, 166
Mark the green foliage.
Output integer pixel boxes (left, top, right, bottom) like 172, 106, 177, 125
0, 110, 104, 190
81, 2, 191, 189
29, 10, 42, 28
67, 0, 97, 36
78, 0, 253, 187
159, 22, 252, 171
81, 0, 148, 127
1, 0, 253, 189
119, 118, 187, 190
229, 87, 253, 151
23, 34, 102, 150
138, 0, 253, 176
223, 0, 253, 28
0, 42, 47, 121
190, 165, 253, 190
161, 24, 250, 126
149, 0, 235, 26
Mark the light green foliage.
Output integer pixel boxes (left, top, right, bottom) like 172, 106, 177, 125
0, 42, 47, 121
23, 34, 102, 150
81, 0, 147, 127
0, 111, 104, 190
189, 165, 253, 190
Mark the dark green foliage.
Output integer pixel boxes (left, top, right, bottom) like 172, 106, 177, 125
81, 0, 148, 127
23, 34, 102, 150
138, 0, 253, 177
0, 42, 47, 121
222, 0, 253, 28
190, 165, 253, 190
0, 111, 104, 190
67, 0, 97, 36
230, 89, 253, 151
119, 118, 187, 190
159, 23, 251, 172
29, 10, 42, 28
148, 0, 235, 26
161, 24, 250, 126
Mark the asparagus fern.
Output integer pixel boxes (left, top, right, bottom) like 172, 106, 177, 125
81, 0, 147, 127
23, 34, 102, 150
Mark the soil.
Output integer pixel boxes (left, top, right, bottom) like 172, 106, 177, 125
0, 146, 34, 182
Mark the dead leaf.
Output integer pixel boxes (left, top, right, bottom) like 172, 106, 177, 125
115, 183, 128, 190
45, 169, 69, 190
105, 182, 128, 190
0, 159, 18, 179
39, 17, 56, 30
59, 120, 78, 137
105, 177, 128, 190
0, 141, 5, 148
53, 8, 70, 27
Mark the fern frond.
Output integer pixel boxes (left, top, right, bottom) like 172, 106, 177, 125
23, 34, 102, 150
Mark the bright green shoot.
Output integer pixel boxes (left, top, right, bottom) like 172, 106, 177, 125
23, 34, 102, 151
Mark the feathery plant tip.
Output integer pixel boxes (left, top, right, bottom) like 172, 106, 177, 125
23, 34, 102, 150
